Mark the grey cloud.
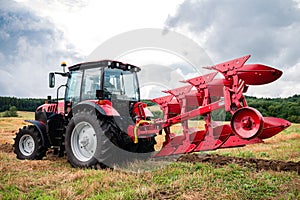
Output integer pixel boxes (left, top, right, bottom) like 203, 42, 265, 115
166, 0, 300, 66
0, 0, 83, 97
166, 0, 300, 97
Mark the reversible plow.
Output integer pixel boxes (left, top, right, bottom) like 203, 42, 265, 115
128, 55, 291, 157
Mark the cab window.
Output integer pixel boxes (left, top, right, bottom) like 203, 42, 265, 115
81, 68, 101, 101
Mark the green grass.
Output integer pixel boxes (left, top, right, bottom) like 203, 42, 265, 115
0, 111, 34, 119
16, 111, 34, 119
283, 123, 300, 135
0, 156, 298, 200
0, 115, 299, 199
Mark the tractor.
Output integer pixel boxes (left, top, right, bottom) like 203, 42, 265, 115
13, 55, 291, 168
13, 60, 155, 168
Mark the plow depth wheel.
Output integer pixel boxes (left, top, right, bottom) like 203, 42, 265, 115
231, 107, 264, 139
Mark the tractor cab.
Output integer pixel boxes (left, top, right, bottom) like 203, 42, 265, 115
47, 60, 141, 116
64, 60, 141, 118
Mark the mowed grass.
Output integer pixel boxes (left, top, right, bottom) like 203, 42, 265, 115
0, 112, 299, 199
0, 111, 34, 144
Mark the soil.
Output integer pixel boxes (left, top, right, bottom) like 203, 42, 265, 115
0, 143, 13, 153
177, 153, 300, 174
1, 142, 299, 175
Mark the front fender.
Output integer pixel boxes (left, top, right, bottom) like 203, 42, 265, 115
24, 120, 49, 147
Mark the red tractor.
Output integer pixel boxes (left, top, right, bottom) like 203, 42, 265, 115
13, 55, 291, 168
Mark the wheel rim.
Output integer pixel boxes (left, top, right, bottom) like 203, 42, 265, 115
231, 107, 264, 139
71, 121, 97, 162
19, 134, 35, 156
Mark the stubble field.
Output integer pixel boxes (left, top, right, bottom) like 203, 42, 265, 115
0, 112, 299, 199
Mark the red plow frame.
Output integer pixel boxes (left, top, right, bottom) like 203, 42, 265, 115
128, 55, 291, 157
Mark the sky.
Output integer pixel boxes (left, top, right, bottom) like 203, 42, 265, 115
0, 0, 299, 99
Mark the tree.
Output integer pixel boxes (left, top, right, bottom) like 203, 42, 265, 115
2, 106, 18, 117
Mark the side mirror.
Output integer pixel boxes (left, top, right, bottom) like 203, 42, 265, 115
49, 72, 55, 88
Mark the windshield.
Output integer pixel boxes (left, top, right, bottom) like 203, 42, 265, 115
104, 68, 139, 101
65, 70, 82, 105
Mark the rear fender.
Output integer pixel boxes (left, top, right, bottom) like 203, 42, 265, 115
71, 101, 120, 116
24, 120, 50, 147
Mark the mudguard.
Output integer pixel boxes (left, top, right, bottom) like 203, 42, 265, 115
24, 120, 50, 147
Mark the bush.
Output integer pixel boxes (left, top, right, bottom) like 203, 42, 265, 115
2, 106, 18, 117
152, 110, 163, 119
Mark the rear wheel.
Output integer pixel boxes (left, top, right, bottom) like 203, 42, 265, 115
65, 110, 100, 168
13, 126, 47, 160
65, 109, 156, 168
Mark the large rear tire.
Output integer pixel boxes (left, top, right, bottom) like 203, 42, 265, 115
65, 109, 156, 168
65, 110, 102, 168
13, 125, 47, 160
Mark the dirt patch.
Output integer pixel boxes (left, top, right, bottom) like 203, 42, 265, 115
0, 143, 14, 153
177, 153, 300, 174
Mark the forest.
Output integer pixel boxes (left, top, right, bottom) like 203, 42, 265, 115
0, 95, 299, 123
0, 97, 45, 113
143, 94, 300, 123
246, 95, 300, 123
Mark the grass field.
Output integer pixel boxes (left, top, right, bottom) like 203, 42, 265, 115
0, 111, 34, 144
0, 112, 299, 199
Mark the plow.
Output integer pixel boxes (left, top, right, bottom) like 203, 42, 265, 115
130, 54, 290, 157
13, 55, 291, 168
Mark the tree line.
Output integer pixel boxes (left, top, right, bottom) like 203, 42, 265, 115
0, 95, 299, 123
0, 97, 45, 112
143, 94, 300, 123
246, 95, 300, 123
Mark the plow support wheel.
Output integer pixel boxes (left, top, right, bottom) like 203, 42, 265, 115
231, 107, 264, 139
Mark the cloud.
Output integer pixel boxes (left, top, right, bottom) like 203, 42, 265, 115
0, 0, 187, 99
18, 0, 184, 55
165, 0, 300, 97
0, 0, 83, 97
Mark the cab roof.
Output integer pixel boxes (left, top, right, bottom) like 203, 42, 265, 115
68, 60, 141, 72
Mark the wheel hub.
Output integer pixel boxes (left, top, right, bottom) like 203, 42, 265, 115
71, 122, 97, 162
19, 134, 35, 156
242, 117, 254, 129
79, 136, 89, 148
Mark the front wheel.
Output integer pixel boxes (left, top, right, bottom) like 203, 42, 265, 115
13, 126, 47, 160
